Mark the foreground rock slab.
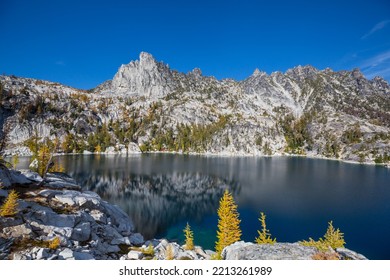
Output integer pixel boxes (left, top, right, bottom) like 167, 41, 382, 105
0, 170, 139, 260
222, 241, 368, 260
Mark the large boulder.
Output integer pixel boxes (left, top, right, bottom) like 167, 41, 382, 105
222, 242, 318, 260
2, 224, 33, 238
54, 190, 100, 208
128, 142, 142, 153
101, 201, 134, 235
222, 242, 368, 260
127, 250, 143, 260
71, 222, 91, 242
336, 248, 368, 260
0, 167, 32, 187
44, 173, 81, 190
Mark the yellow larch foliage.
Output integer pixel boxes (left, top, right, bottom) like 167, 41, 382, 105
37, 144, 51, 177
11, 154, 19, 169
322, 221, 345, 249
50, 161, 65, 173
0, 190, 19, 217
215, 190, 242, 256
255, 212, 276, 245
94, 144, 102, 153
301, 221, 346, 251
183, 222, 194, 250
48, 236, 61, 250
165, 244, 175, 260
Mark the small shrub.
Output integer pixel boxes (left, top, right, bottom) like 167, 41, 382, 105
183, 223, 194, 250
0, 190, 19, 217
165, 244, 175, 260
50, 161, 65, 173
342, 124, 362, 144
322, 221, 346, 249
255, 212, 276, 245
48, 237, 61, 250
142, 244, 154, 256
301, 221, 346, 251
94, 144, 102, 153
11, 154, 19, 169
312, 251, 340, 260
210, 253, 222, 260
301, 238, 330, 252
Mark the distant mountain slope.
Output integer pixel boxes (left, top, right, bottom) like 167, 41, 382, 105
1, 52, 389, 164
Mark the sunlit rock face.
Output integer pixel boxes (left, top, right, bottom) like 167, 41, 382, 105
1, 52, 390, 163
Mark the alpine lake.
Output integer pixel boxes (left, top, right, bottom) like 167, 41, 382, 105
18, 154, 390, 259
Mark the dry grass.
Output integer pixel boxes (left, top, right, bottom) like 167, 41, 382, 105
11, 236, 61, 253
301, 221, 345, 251
312, 251, 340, 260
165, 244, 175, 260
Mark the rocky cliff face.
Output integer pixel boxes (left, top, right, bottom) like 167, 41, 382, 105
110, 52, 177, 98
1, 52, 390, 163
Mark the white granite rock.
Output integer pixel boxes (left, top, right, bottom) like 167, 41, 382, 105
36, 248, 50, 260
128, 142, 141, 153
59, 248, 75, 260
127, 250, 143, 260
222, 242, 318, 260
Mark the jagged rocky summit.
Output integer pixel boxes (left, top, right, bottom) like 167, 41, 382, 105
0, 52, 390, 164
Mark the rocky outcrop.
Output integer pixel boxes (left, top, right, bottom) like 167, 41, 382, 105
119, 239, 214, 260
0, 169, 140, 260
109, 52, 177, 98
0, 168, 217, 260
222, 241, 367, 260
1, 52, 389, 163
222, 242, 317, 260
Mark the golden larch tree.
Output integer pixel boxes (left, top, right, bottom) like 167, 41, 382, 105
183, 222, 194, 250
255, 212, 276, 245
215, 190, 242, 256
37, 144, 52, 177
0, 190, 19, 217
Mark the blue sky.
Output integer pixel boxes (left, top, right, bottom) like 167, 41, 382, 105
0, 0, 389, 89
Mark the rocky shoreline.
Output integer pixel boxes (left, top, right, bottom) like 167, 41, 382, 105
0, 168, 367, 260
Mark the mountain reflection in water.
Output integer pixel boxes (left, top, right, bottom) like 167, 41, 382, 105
16, 153, 389, 259
73, 171, 239, 239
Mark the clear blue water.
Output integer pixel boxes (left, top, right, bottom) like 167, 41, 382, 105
19, 154, 390, 259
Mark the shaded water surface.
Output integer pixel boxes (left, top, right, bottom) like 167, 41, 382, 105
20, 154, 390, 259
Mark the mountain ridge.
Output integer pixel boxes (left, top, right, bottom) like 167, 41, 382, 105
1, 52, 389, 164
